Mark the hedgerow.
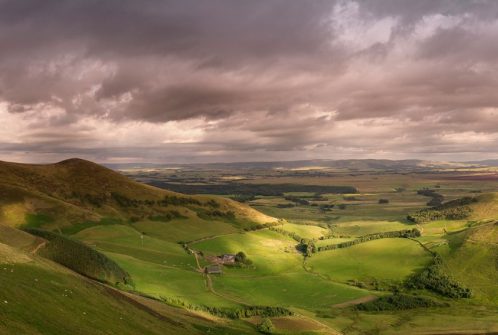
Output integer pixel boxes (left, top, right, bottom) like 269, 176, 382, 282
316, 229, 421, 252
355, 293, 447, 311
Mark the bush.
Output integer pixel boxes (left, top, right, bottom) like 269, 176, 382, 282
257, 318, 275, 334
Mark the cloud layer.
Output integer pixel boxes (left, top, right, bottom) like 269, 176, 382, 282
1, 0, 498, 163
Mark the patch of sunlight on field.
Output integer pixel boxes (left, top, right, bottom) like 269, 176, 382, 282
421, 220, 469, 235
307, 238, 432, 283
107, 252, 235, 308
192, 230, 302, 275
133, 219, 238, 242
332, 220, 411, 237
279, 222, 328, 239
0, 203, 27, 226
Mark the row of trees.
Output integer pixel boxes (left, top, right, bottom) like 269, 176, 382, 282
417, 189, 444, 207
268, 227, 304, 243
24, 228, 132, 287
355, 293, 446, 311
316, 229, 422, 252
198, 209, 236, 221
149, 181, 358, 196
148, 210, 185, 222
111, 192, 223, 209
160, 296, 292, 319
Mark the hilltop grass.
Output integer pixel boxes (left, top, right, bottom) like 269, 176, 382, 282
0, 158, 275, 233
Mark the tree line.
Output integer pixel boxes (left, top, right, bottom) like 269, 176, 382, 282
417, 189, 444, 206
23, 228, 132, 287
407, 197, 477, 223
159, 296, 292, 319
315, 229, 422, 253
355, 293, 447, 311
147, 181, 358, 196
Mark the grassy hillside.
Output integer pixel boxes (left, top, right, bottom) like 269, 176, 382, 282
0, 227, 263, 334
437, 222, 498, 305
0, 159, 282, 334
408, 192, 498, 224
2, 159, 498, 334
0, 242, 203, 335
0, 158, 275, 231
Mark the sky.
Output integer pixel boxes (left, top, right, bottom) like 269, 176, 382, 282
1, 0, 498, 164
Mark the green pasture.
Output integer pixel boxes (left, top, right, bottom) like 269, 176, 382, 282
307, 238, 432, 283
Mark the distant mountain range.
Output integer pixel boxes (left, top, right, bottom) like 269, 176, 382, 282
106, 159, 497, 171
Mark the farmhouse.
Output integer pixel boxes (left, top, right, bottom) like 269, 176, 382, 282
205, 264, 223, 274
219, 254, 236, 264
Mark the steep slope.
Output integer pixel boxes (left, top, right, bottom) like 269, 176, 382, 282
0, 241, 204, 335
468, 193, 498, 221
0, 158, 275, 230
439, 222, 498, 305
408, 192, 498, 224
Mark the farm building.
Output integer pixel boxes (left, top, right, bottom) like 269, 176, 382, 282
219, 254, 235, 264
205, 264, 223, 274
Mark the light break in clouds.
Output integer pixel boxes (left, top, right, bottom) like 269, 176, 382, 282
1, 0, 498, 163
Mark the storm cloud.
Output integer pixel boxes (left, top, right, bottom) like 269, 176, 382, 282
1, 0, 498, 163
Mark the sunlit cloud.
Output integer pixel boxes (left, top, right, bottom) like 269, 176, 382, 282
1, 0, 498, 163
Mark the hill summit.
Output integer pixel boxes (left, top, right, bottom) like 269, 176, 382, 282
0, 158, 275, 230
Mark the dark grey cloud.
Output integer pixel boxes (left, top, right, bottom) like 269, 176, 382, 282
1, 0, 498, 163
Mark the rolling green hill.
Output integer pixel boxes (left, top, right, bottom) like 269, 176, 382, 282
1, 159, 498, 334
0, 239, 261, 334
0, 159, 282, 334
436, 222, 498, 305
0, 158, 276, 230
408, 192, 498, 224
